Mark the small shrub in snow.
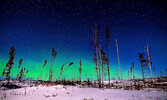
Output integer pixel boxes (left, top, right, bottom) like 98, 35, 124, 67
52, 94, 58, 97
45, 95, 51, 98
131, 95, 135, 97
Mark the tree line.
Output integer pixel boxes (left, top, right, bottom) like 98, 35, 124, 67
1, 26, 165, 89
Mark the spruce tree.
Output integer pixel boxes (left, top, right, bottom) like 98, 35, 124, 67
2, 46, 16, 85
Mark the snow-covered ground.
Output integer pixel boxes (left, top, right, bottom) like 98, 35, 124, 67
0, 85, 167, 100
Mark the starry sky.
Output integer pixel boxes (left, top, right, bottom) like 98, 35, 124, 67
0, 0, 167, 80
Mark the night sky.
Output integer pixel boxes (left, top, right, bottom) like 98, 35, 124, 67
0, 0, 167, 80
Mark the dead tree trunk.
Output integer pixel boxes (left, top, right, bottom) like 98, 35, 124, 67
99, 47, 104, 87
146, 44, 154, 79
49, 48, 57, 81
115, 39, 123, 80
40, 60, 47, 80
141, 62, 145, 88
130, 67, 132, 80
138, 53, 146, 88
57, 62, 73, 80
54, 63, 66, 81
93, 28, 101, 88
105, 26, 111, 88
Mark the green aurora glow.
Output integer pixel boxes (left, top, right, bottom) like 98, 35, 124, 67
0, 56, 142, 81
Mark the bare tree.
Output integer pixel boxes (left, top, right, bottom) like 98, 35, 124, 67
53, 63, 66, 80
138, 53, 147, 88
99, 47, 104, 87
130, 66, 132, 80
57, 62, 73, 80
2, 46, 16, 85
99, 48, 108, 87
94, 67, 99, 83
115, 39, 123, 80
49, 48, 57, 81
40, 60, 47, 80
145, 44, 154, 78
92, 27, 101, 88
105, 26, 111, 87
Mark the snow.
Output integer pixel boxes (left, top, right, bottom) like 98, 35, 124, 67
1, 85, 167, 100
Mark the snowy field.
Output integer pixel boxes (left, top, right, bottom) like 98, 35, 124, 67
0, 85, 167, 100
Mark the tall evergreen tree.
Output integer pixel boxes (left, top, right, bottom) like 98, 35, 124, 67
2, 46, 16, 85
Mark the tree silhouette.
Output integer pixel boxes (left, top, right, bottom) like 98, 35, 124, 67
92, 27, 101, 88
53, 63, 66, 80
105, 26, 111, 87
16, 58, 23, 80
79, 60, 82, 83
138, 53, 147, 88
40, 60, 47, 80
130, 66, 132, 80
49, 48, 57, 81
57, 62, 74, 80
25, 70, 29, 78
115, 39, 123, 80
145, 44, 154, 78
2, 46, 16, 85
18, 67, 27, 82
99, 48, 107, 87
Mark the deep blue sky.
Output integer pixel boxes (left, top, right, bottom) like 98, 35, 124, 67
0, 0, 167, 79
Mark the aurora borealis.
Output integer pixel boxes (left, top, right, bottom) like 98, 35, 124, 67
0, 0, 167, 81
